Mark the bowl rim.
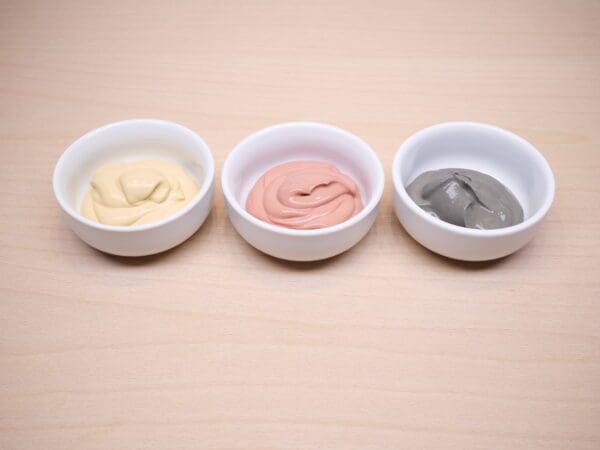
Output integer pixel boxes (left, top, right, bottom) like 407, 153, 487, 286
392, 121, 555, 237
222, 121, 385, 237
52, 118, 215, 233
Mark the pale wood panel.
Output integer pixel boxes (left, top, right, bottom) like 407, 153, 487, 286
1, 1, 599, 449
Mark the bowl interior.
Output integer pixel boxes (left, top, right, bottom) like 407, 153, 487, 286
396, 123, 553, 219
225, 123, 382, 211
54, 120, 210, 218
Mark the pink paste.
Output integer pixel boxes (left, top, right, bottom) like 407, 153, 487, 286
246, 160, 363, 230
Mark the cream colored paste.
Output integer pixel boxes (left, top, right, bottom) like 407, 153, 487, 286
81, 160, 199, 226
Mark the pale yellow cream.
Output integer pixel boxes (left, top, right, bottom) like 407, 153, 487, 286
81, 160, 199, 226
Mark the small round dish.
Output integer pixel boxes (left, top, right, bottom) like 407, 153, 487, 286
53, 119, 215, 256
392, 122, 555, 261
222, 122, 385, 261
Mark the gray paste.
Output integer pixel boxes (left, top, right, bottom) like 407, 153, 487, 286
406, 168, 524, 230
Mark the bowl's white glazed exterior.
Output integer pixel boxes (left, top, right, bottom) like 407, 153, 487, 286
222, 122, 385, 261
53, 119, 215, 256
392, 122, 555, 261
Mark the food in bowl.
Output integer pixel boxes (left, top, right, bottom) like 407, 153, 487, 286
81, 159, 199, 226
406, 167, 523, 230
245, 160, 363, 230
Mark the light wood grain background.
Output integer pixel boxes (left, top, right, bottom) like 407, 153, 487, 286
1, 1, 599, 449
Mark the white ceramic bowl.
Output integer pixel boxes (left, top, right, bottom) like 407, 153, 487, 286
392, 122, 555, 261
222, 122, 385, 261
53, 119, 215, 256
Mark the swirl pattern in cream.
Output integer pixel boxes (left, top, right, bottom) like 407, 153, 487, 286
246, 160, 363, 230
81, 160, 199, 226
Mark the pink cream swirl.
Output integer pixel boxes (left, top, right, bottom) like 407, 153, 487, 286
246, 161, 363, 230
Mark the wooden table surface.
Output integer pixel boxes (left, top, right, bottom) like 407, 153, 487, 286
1, 1, 599, 449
